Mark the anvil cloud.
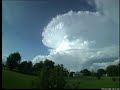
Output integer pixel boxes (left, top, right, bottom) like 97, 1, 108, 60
32, 0, 119, 71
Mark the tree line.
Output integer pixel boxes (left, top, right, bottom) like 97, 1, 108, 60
3, 52, 68, 88
2, 52, 120, 88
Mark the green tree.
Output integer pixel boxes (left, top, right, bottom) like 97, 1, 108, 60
27, 61, 32, 73
44, 59, 55, 69
91, 70, 97, 76
63, 68, 69, 77
33, 59, 66, 89
18, 61, 27, 72
2, 63, 5, 67
18, 61, 32, 74
40, 59, 55, 88
106, 65, 119, 76
97, 69, 106, 76
96, 73, 101, 80
117, 63, 120, 76
54, 64, 66, 89
32, 61, 44, 75
6, 52, 21, 70
69, 72, 75, 77
80, 69, 91, 76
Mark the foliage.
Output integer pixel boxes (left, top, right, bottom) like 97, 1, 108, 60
33, 59, 66, 89
32, 61, 44, 75
18, 61, 32, 74
96, 69, 106, 79
63, 68, 69, 77
91, 70, 97, 76
69, 72, 75, 77
2, 63, 5, 67
6, 52, 21, 70
111, 77, 116, 82
96, 73, 101, 80
97, 69, 106, 76
106, 65, 119, 77
65, 79, 80, 89
80, 69, 91, 76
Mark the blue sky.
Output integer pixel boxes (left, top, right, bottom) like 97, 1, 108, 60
2, 0, 119, 71
2, 0, 95, 60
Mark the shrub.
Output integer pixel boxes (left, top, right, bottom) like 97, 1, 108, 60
32, 60, 66, 89
111, 77, 116, 82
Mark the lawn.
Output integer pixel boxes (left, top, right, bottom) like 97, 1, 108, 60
65, 76, 120, 89
2, 68, 119, 89
2, 68, 38, 89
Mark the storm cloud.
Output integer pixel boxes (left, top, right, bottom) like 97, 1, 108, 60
32, 0, 119, 71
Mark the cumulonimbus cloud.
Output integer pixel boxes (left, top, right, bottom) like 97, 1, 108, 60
32, 0, 119, 71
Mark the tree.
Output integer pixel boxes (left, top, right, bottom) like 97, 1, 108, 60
2, 63, 5, 67
97, 69, 106, 76
54, 64, 66, 88
63, 68, 69, 77
18, 61, 32, 74
69, 72, 75, 77
96, 73, 101, 80
106, 65, 119, 77
44, 59, 55, 69
80, 69, 91, 76
96, 69, 106, 79
39, 59, 55, 88
91, 70, 97, 76
18, 61, 27, 72
33, 59, 66, 89
6, 52, 21, 70
32, 61, 43, 75
27, 61, 32, 73
117, 63, 120, 76
18, 61, 27, 71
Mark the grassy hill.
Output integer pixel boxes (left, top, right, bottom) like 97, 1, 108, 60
2, 68, 119, 89
2, 68, 38, 89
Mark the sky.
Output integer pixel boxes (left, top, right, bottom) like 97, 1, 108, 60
2, 0, 119, 71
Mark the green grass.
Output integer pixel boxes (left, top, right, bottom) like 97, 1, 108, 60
65, 76, 120, 89
2, 68, 38, 89
2, 68, 120, 89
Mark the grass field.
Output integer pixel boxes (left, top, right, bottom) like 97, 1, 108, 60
2, 68, 119, 89
65, 77, 119, 89
2, 68, 38, 89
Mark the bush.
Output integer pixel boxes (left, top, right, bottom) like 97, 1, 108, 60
65, 80, 80, 89
32, 60, 66, 89
2, 63, 5, 67
6, 52, 21, 70
111, 77, 116, 82
96, 73, 101, 80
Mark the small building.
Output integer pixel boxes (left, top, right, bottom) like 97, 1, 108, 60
73, 72, 83, 77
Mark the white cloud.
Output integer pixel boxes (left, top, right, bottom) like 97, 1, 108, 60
95, 0, 119, 23
32, 0, 119, 71
89, 59, 119, 72
32, 55, 48, 64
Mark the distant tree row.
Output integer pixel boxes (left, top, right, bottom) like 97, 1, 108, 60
78, 64, 119, 79
4, 52, 69, 76
4, 52, 120, 78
